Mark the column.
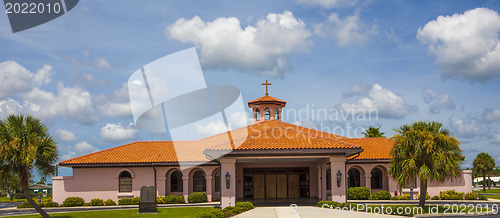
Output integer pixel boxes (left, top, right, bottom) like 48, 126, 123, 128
206, 175, 213, 202
317, 165, 322, 200
321, 163, 327, 200
220, 157, 236, 208
365, 174, 371, 191
182, 175, 189, 202
330, 155, 346, 202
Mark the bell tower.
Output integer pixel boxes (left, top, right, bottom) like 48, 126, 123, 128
248, 80, 286, 122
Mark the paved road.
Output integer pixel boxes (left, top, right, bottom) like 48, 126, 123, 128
0, 202, 22, 210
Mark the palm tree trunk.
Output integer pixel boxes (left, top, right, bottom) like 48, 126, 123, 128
418, 181, 427, 208
488, 173, 491, 189
21, 180, 50, 218
483, 173, 486, 193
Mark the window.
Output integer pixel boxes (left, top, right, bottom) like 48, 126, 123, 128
265, 108, 270, 120
170, 171, 183, 192
326, 168, 331, 190
214, 171, 221, 192
371, 168, 383, 189
193, 170, 206, 192
275, 109, 279, 120
348, 168, 361, 188
119, 171, 132, 192
256, 109, 260, 121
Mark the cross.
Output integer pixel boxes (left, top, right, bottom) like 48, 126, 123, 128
262, 80, 272, 95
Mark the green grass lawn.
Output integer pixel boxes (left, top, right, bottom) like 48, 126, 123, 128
473, 188, 500, 194
6, 207, 218, 218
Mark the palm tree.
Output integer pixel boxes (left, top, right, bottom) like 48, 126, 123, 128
362, 127, 385, 138
0, 115, 57, 218
473, 152, 495, 193
389, 121, 464, 208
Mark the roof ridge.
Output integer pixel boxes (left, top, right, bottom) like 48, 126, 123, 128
59, 141, 141, 164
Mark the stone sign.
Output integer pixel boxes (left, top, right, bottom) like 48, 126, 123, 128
139, 186, 157, 213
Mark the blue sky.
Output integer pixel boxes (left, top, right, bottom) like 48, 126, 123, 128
1, 0, 500, 180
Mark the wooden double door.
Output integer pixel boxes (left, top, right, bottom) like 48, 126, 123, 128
244, 168, 308, 199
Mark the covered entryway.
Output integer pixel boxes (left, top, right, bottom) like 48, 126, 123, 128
243, 167, 309, 199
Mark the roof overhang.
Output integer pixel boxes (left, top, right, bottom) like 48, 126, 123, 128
204, 148, 363, 161
59, 161, 219, 168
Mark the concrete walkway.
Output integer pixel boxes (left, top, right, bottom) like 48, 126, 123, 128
234, 206, 403, 218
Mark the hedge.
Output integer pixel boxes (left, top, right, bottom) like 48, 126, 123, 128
391, 194, 410, 200
196, 201, 254, 218
118, 197, 140, 205
439, 190, 464, 200
347, 187, 370, 200
62, 197, 84, 207
104, 199, 116, 206
90, 198, 104, 206
369, 191, 391, 200
165, 195, 185, 204
188, 192, 207, 203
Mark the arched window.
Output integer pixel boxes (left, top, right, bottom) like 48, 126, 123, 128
119, 171, 132, 192
214, 171, 221, 192
275, 109, 279, 120
265, 108, 270, 120
326, 168, 331, 190
193, 170, 206, 192
170, 171, 183, 192
256, 109, 260, 121
371, 168, 383, 189
348, 168, 361, 188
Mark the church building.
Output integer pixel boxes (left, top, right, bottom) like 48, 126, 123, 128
53, 83, 472, 208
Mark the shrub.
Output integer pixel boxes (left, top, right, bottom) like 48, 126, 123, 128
197, 210, 225, 218
118, 198, 131, 205
391, 194, 410, 200
369, 191, 391, 200
431, 195, 440, 200
235, 201, 254, 211
62, 197, 84, 207
417, 192, 430, 200
439, 190, 464, 200
130, 197, 140, 205
188, 192, 207, 203
156, 196, 165, 204
43, 201, 59, 207
478, 195, 488, 201
347, 187, 370, 200
165, 195, 185, 204
83, 203, 91, 206
104, 199, 116, 206
465, 192, 479, 200
90, 198, 104, 206
14, 193, 26, 199
17, 201, 32, 208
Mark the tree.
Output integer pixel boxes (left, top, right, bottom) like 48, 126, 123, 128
389, 121, 464, 208
362, 127, 385, 138
0, 170, 21, 201
473, 152, 495, 193
0, 115, 58, 218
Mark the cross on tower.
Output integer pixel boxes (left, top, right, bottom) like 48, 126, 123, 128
262, 80, 272, 95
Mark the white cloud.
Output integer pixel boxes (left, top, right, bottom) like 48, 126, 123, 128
59, 141, 99, 161
193, 120, 228, 136
101, 122, 139, 142
337, 84, 417, 119
483, 109, 500, 123
96, 83, 132, 118
343, 84, 371, 97
314, 12, 377, 46
94, 58, 111, 70
423, 89, 455, 113
22, 83, 98, 125
55, 129, 77, 142
0, 61, 36, 97
417, 8, 500, 82
33, 64, 54, 86
166, 10, 312, 75
0, 98, 24, 118
74, 141, 99, 153
449, 116, 489, 138
296, 0, 358, 8
70, 72, 108, 87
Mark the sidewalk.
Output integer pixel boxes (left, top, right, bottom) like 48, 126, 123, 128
234, 206, 403, 218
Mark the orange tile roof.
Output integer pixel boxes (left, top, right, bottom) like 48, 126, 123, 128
342, 138, 394, 160
248, 95, 286, 107
59, 120, 394, 166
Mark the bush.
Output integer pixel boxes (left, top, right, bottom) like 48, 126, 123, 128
17, 201, 32, 208
369, 191, 391, 200
391, 194, 410, 200
417, 192, 430, 200
104, 199, 116, 206
14, 193, 27, 199
431, 195, 440, 200
90, 198, 104, 206
43, 201, 59, 207
465, 192, 479, 200
235, 201, 254, 211
118, 198, 131, 205
439, 190, 464, 200
156, 196, 165, 204
131, 197, 140, 205
62, 197, 84, 207
164, 195, 185, 204
188, 192, 207, 203
347, 187, 370, 200
197, 210, 225, 218
478, 195, 488, 200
